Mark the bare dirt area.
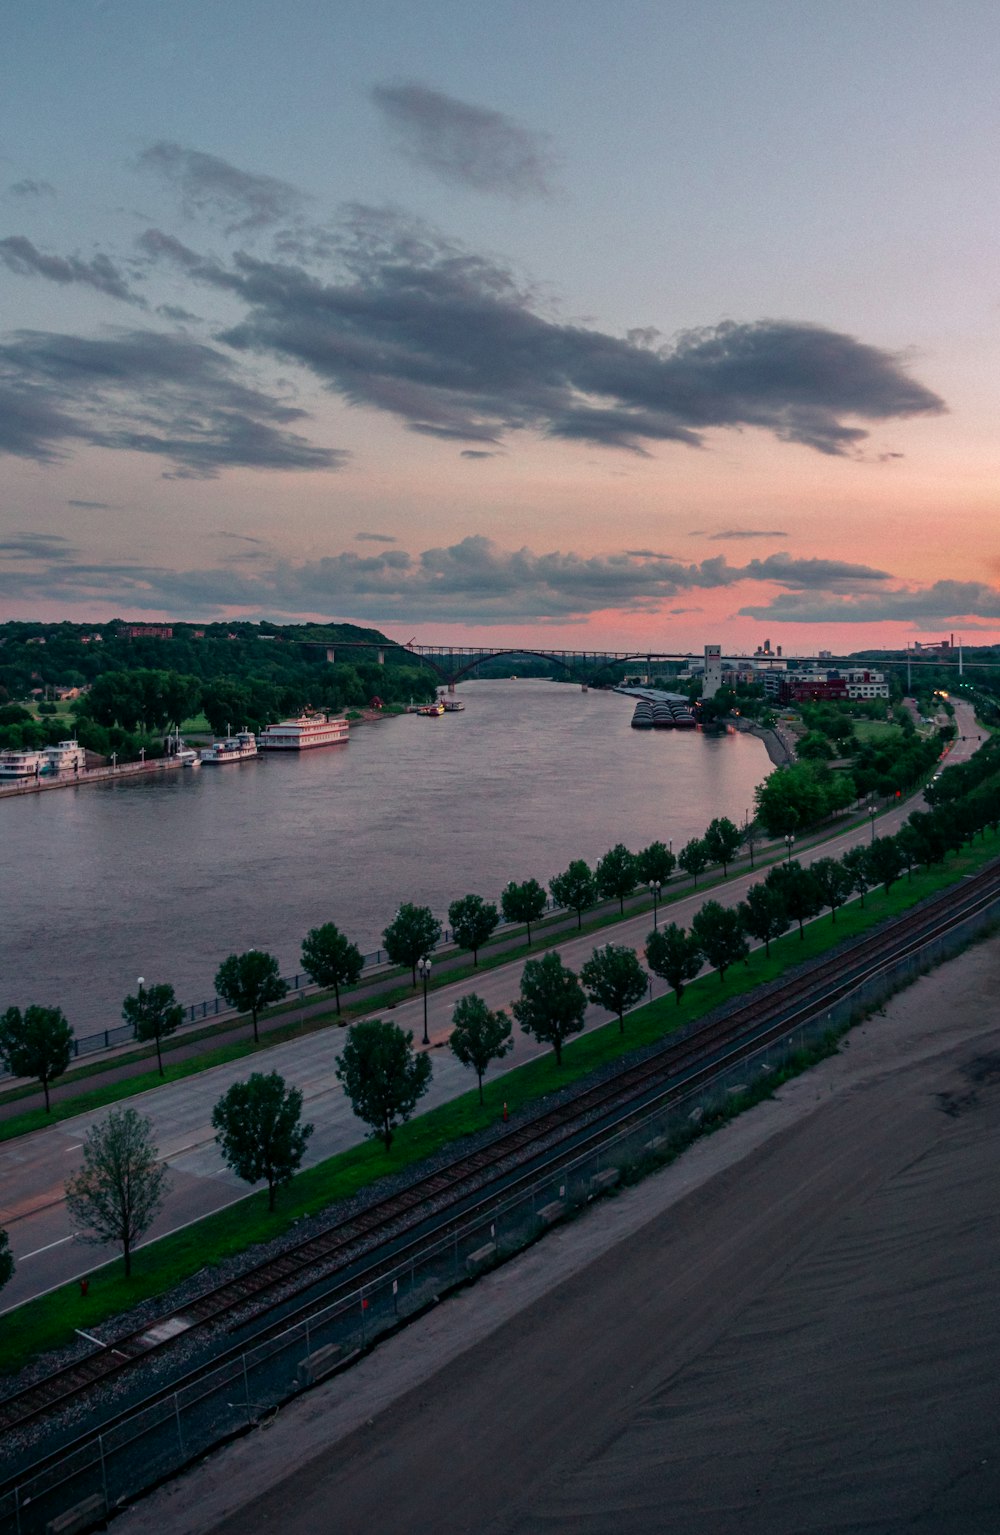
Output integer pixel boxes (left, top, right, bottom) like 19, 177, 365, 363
130, 932, 1000, 1535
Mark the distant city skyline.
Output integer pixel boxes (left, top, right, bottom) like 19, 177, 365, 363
3, 1, 999, 650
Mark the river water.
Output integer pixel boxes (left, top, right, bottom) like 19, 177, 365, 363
0, 681, 769, 1034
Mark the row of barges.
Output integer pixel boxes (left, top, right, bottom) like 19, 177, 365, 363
630, 698, 697, 730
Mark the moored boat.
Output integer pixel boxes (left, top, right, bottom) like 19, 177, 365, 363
199, 729, 258, 764
43, 739, 86, 772
258, 715, 349, 750
0, 748, 44, 779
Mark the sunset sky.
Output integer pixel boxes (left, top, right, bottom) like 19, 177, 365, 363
3, 0, 999, 653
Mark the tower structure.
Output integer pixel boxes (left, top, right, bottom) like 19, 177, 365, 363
704, 643, 723, 697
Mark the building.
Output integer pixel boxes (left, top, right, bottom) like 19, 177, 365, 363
764, 666, 888, 704
119, 623, 173, 640
703, 644, 723, 697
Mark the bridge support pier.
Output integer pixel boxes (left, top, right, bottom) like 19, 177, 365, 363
377, 648, 385, 665
447, 680, 455, 692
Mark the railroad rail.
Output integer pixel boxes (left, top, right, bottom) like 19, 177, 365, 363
3, 857, 1000, 1475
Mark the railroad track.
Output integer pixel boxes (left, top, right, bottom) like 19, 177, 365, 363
3, 857, 1000, 1460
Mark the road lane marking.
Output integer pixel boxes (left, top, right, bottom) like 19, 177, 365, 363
20, 1234, 75, 1260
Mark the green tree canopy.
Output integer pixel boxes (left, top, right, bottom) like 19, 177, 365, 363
841, 845, 873, 907
0, 1004, 73, 1112
738, 883, 789, 957
645, 923, 703, 1005
810, 857, 855, 923
447, 894, 500, 966
690, 900, 749, 983
64, 1107, 167, 1277
702, 817, 742, 877
635, 841, 676, 888
211, 1071, 314, 1210
382, 902, 443, 985
122, 981, 183, 1076
335, 1018, 432, 1150
867, 836, 905, 893
765, 861, 823, 937
595, 843, 638, 913
549, 860, 598, 929
512, 950, 587, 1065
214, 950, 288, 1044
678, 837, 709, 887
500, 879, 548, 945
579, 943, 648, 1033
300, 922, 364, 1013
0, 1229, 12, 1295
449, 993, 513, 1103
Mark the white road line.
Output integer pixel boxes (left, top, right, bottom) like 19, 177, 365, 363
20, 1234, 75, 1260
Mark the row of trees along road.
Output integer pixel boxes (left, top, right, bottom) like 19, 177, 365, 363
10, 745, 995, 1290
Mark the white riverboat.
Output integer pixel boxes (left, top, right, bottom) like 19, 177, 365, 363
43, 739, 86, 772
258, 715, 350, 751
0, 748, 44, 780
199, 729, 258, 765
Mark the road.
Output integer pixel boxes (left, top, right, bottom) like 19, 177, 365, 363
0, 706, 983, 1310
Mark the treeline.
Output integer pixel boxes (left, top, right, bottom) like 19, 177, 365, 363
0, 620, 438, 758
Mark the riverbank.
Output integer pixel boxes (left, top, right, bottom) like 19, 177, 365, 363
740, 717, 794, 766
0, 755, 186, 797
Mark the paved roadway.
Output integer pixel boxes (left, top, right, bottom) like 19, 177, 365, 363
0, 706, 983, 1311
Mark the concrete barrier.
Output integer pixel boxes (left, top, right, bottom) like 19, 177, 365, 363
538, 1200, 566, 1225
589, 1168, 620, 1196
465, 1242, 497, 1274
296, 1342, 343, 1388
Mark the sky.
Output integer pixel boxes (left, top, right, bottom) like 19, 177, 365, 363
2, 0, 1000, 654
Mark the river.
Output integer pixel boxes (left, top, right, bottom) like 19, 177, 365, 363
0, 681, 770, 1033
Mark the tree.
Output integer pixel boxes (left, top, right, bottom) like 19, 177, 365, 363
810, 857, 855, 923
300, 922, 364, 1014
512, 951, 587, 1065
740, 818, 760, 870
867, 836, 905, 893
501, 878, 548, 945
211, 1071, 313, 1211
549, 859, 597, 929
690, 901, 749, 983
842, 845, 872, 908
739, 883, 789, 957
646, 923, 703, 1005
595, 843, 638, 913
678, 837, 709, 887
121, 982, 183, 1076
449, 993, 513, 1102
447, 894, 500, 966
635, 841, 676, 887
702, 817, 742, 877
0, 1004, 73, 1112
382, 902, 442, 986
765, 861, 823, 938
214, 950, 288, 1044
0, 1229, 13, 1295
64, 1107, 167, 1277
579, 943, 648, 1034
336, 1018, 432, 1150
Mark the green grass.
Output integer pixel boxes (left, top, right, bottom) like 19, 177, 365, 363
2, 828, 997, 1375
851, 719, 900, 742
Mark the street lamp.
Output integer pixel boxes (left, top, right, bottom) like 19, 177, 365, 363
140, 746, 146, 765
869, 802, 877, 843
649, 880, 661, 929
784, 832, 795, 863
418, 956, 432, 1045
110, 751, 117, 773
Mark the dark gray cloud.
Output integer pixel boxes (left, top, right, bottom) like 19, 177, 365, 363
739, 580, 1000, 624
355, 531, 397, 543
136, 142, 306, 232
371, 82, 555, 199
68, 499, 115, 509
0, 536, 898, 624
189, 219, 945, 458
0, 532, 75, 561
625, 547, 674, 558
8, 179, 55, 199
156, 302, 201, 323
0, 235, 143, 304
460, 449, 498, 459
707, 528, 788, 541
0, 329, 346, 476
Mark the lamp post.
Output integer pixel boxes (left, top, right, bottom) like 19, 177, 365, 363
139, 746, 145, 765
418, 956, 432, 1046
649, 880, 661, 929
869, 802, 877, 843
110, 751, 117, 773
784, 832, 795, 863
134, 977, 144, 1039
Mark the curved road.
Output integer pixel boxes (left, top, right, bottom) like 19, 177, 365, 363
0, 705, 983, 1312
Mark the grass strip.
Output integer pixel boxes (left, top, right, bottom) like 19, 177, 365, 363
2, 829, 997, 1375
